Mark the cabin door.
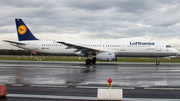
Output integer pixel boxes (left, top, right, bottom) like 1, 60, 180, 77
33, 42, 39, 52
121, 43, 125, 51
156, 43, 161, 51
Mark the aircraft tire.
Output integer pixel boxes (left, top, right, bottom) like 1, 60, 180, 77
156, 61, 160, 65
92, 58, 96, 64
86, 59, 91, 64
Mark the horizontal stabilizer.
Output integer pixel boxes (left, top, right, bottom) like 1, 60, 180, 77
3, 40, 26, 45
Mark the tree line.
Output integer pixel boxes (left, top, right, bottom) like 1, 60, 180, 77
0, 49, 44, 55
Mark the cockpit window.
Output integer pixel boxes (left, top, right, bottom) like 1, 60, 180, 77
166, 45, 172, 48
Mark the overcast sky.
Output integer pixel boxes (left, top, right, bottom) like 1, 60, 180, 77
1, 0, 180, 51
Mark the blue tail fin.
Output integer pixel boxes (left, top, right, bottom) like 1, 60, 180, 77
15, 19, 38, 41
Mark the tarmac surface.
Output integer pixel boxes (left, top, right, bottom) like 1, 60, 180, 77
1, 60, 180, 100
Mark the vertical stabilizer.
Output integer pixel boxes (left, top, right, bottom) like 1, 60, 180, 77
15, 19, 38, 41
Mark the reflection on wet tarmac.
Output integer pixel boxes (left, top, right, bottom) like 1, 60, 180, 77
1, 61, 180, 87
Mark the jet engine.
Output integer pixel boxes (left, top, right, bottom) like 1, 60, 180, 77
96, 52, 117, 61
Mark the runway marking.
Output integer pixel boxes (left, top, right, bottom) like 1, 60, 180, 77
30, 85, 180, 90
4, 84, 180, 90
145, 88, 180, 90
30, 85, 67, 88
124, 98, 180, 101
7, 94, 180, 101
7, 94, 97, 100
12, 84, 23, 86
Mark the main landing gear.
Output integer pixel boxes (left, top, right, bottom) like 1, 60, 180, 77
85, 58, 96, 64
156, 57, 160, 65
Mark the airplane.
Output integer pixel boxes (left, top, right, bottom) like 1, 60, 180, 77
3, 19, 178, 65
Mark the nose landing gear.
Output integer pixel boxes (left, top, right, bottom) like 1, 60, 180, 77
156, 57, 160, 65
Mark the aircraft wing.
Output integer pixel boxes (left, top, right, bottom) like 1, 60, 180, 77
57, 41, 113, 53
3, 40, 26, 45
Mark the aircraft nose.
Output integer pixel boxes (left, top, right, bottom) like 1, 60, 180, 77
174, 48, 178, 55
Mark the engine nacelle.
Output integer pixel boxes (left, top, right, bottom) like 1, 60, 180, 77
96, 52, 117, 61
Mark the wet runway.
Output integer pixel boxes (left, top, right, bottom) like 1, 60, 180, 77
1, 60, 180, 87
1, 61, 180, 100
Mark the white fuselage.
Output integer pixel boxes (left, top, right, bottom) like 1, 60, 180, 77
14, 40, 178, 57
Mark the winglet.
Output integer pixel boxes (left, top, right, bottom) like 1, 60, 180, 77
15, 19, 38, 41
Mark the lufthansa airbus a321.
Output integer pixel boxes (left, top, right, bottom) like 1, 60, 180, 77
4, 19, 178, 65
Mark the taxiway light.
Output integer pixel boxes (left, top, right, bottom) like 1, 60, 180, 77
108, 78, 112, 83
107, 78, 113, 87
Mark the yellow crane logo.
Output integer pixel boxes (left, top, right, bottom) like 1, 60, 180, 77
18, 25, 27, 35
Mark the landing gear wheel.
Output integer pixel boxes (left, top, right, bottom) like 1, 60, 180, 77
86, 59, 91, 64
156, 61, 160, 65
92, 58, 96, 64
156, 57, 160, 65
